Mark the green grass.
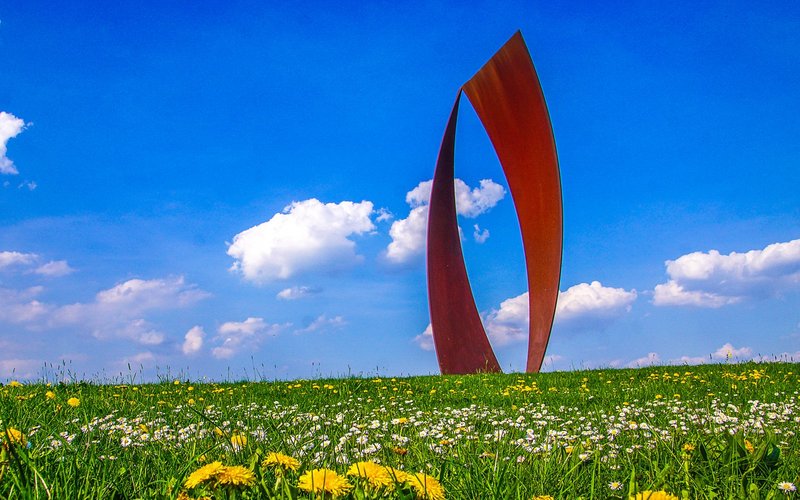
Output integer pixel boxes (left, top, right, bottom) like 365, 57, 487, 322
2, 362, 799, 499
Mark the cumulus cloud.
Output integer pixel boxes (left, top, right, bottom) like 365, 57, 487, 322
212, 317, 288, 359
653, 239, 800, 307
555, 281, 638, 329
482, 292, 530, 346
627, 352, 661, 368
182, 326, 205, 355
481, 282, 637, 345
386, 179, 506, 264
386, 206, 428, 264
1, 251, 75, 277
276, 285, 321, 300
116, 319, 165, 345
670, 342, 753, 365
0, 111, 27, 175
473, 225, 490, 244
0, 286, 50, 324
414, 282, 637, 350
228, 199, 376, 283
413, 324, 435, 351
0, 251, 38, 270
50, 276, 209, 344
34, 260, 75, 277
294, 314, 346, 334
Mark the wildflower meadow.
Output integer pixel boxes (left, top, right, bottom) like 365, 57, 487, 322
1, 362, 799, 499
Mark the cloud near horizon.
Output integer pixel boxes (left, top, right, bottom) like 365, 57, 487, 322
654, 238, 800, 307
228, 199, 376, 283
414, 281, 637, 349
483, 281, 638, 345
294, 314, 346, 335
386, 178, 505, 264
49, 276, 210, 345
621, 342, 756, 368
211, 317, 288, 359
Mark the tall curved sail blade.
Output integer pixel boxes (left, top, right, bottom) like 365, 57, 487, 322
427, 93, 502, 374
427, 31, 562, 374
462, 31, 562, 373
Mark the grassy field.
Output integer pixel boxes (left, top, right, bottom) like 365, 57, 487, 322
1, 362, 799, 499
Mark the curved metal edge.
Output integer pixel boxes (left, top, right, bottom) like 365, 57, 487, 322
427, 92, 502, 375
462, 31, 563, 373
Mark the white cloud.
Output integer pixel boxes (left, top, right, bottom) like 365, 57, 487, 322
182, 326, 205, 355
116, 319, 165, 345
482, 282, 637, 345
653, 239, 800, 307
50, 276, 209, 344
0, 251, 38, 270
413, 324, 435, 351
121, 351, 157, 366
295, 314, 346, 334
454, 179, 506, 218
386, 206, 428, 264
34, 260, 75, 277
375, 208, 393, 222
276, 285, 320, 300
212, 317, 288, 359
627, 352, 661, 368
542, 354, 564, 368
0, 111, 27, 175
670, 343, 753, 365
653, 281, 740, 308
228, 199, 376, 283
556, 281, 638, 328
473, 224, 490, 243
0, 286, 50, 324
483, 292, 530, 345
413, 281, 636, 350
0, 358, 42, 379
0, 252, 74, 277
386, 178, 506, 264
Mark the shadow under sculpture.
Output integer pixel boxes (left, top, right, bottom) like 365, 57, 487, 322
426, 31, 563, 374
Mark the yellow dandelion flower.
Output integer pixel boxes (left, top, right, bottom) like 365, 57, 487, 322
298, 468, 352, 497
67, 397, 80, 407
262, 452, 301, 471
347, 461, 394, 489
744, 440, 754, 453
8, 380, 22, 387
384, 466, 411, 484
216, 465, 255, 487
532, 496, 554, 500
3, 427, 26, 446
230, 433, 247, 450
681, 443, 695, 452
629, 491, 679, 500
176, 491, 190, 500
45, 390, 56, 400
406, 472, 445, 500
184, 461, 225, 489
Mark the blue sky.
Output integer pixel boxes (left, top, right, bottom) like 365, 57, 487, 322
2, 1, 799, 382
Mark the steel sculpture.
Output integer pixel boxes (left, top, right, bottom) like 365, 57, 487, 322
427, 31, 562, 374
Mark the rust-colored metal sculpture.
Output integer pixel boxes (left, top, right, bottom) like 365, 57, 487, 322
427, 31, 562, 374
